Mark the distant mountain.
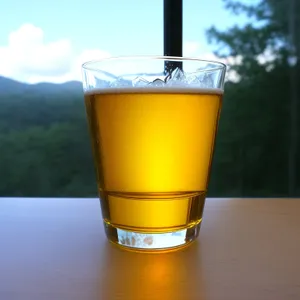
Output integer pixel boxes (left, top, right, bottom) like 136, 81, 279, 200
33, 81, 83, 94
0, 76, 29, 95
0, 76, 83, 96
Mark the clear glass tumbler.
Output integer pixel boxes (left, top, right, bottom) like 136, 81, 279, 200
82, 56, 226, 252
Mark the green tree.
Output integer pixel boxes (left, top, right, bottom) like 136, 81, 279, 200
207, 0, 300, 196
0, 90, 97, 197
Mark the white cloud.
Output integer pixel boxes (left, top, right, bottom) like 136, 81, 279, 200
0, 29, 243, 84
183, 41, 202, 57
0, 24, 111, 83
183, 41, 218, 61
26, 49, 111, 84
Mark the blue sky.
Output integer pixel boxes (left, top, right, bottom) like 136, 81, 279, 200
0, 0, 251, 83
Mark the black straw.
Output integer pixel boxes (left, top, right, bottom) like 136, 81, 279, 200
164, 0, 183, 74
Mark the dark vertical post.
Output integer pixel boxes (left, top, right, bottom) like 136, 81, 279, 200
164, 0, 183, 74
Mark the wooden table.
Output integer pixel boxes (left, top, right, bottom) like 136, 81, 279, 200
1, 198, 300, 300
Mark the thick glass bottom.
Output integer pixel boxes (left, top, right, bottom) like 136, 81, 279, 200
103, 221, 201, 253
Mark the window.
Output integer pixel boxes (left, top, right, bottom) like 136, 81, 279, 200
0, 0, 298, 197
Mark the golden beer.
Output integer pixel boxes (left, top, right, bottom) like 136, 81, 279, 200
84, 87, 223, 250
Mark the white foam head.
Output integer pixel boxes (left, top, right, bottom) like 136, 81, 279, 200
85, 86, 223, 95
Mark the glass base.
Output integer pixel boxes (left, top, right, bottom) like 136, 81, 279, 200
104, 222, 201, 253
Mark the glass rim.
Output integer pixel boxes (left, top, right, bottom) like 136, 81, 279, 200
82, 55, 227, 72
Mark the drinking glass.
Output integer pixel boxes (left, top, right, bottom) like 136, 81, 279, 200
82, 56, 226, 252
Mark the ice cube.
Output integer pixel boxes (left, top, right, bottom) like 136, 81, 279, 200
166, 67, 186, 86
187, 75, 201, 86
149, 78, 165, 87
133, 77, 149, 87
110, 77, 133, 88
200, 74, 214, 88
95, 78, 110, 88
164, 74, 172, 83
171, 67, 186, 81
